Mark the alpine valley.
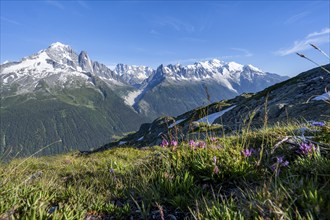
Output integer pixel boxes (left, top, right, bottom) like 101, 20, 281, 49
0, 42, 288, 157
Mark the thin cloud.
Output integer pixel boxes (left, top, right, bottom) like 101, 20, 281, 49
307, 28, 330, 38
156, 17, 195, 33
46, 0, 64, 10
231, 48, 253, 57
1, 16, 20, 25
275, 27, 330, 56
285, 11, 310, 24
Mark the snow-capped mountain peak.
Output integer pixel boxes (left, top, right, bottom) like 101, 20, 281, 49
245, 64, 263, 72
199, 59, 224, 70
0, 42, 98, 89
49, 42, 72, 50
208, 58, 223, 67
226, 61, 243, 72
114, 63, 154, 87
42, 42, 78, 68
1, 42, 288, 106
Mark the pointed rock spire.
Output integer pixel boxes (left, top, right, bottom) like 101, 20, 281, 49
78, 51, 93, 73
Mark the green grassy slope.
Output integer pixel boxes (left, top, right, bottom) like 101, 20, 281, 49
1, 122, 329, 219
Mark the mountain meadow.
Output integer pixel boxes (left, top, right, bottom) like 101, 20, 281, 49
1, 119, 329, 219
0, 64, 329, 219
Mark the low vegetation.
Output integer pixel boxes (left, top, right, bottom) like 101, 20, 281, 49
1, 121, 329, 219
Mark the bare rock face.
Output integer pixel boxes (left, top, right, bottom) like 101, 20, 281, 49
78, 51, 93, 73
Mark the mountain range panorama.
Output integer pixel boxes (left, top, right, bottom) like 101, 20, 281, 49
1, 42, 288, 88
0, 42, 289, 157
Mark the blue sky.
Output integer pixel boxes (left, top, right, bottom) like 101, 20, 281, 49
1, 1, 329, 76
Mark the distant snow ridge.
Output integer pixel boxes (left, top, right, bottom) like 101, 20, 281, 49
0, 42, 286, 102
153, 59, 265, 83
114, 64, 154, 87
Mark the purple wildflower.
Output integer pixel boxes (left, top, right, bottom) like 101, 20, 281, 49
311, 121, 325, 127
198, 141, 206, 149
213, 156, 217, 164
170, 140, 178, 147
271, 164, 276, 171
299, 142, 316, 155
160, 139, 169, 147
241, 149, 252, 158
277, 156, 284, 164
189, 140, 196, 149
276, 156, 289, 167
213, 165, 219, 174
272, 156, 289, 176
282, 160, 289, 167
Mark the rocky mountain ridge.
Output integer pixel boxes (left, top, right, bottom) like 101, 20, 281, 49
1, 42, 287, 100
88, 64, 329, 153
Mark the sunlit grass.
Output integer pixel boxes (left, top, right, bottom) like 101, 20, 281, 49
0, 122, 329, 219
